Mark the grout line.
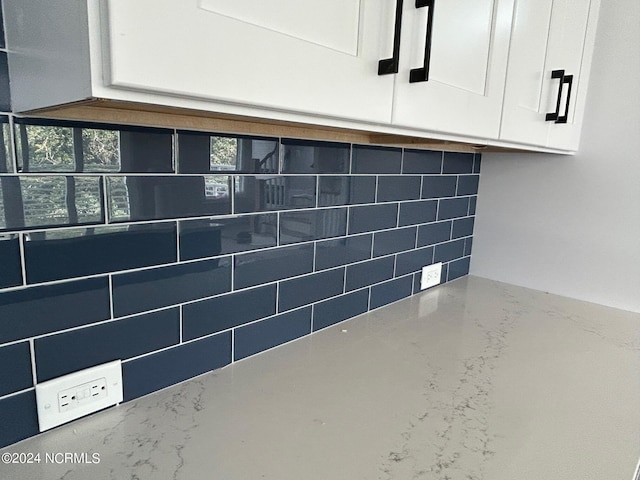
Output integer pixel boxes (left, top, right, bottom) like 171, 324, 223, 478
179, 306, 184, 343
7, 115, 18, 173
231, 329, 235, 363
108, 275, 115, 319
0, 386, 37, 402
29, 339, 38, 387
310, 304, 315, 332
18, 232, 27, 286
175, 221, 181, 261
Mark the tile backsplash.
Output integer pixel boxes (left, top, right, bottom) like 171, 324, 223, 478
0, 12, 479, 449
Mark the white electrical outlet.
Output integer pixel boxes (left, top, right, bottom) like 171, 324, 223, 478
35, 360, 123, 432
420, 262, 443, 290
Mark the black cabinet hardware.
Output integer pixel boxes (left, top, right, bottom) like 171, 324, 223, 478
546, 69, 574, 124
379, 0, 405, 75
409, 0, 435, 83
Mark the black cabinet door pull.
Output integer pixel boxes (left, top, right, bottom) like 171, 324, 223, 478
379, 0, 405, 75
546, 69, 573, 124
409, 0, 435, 83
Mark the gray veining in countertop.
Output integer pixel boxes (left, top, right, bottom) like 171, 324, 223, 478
2, 276, 639, 480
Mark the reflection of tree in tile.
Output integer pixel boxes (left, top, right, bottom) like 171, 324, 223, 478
18, 125, 74, 172
82, 129, 120, 172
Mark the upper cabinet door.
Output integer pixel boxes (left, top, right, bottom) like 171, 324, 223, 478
499, 0, 600, 151
389, 0, 515, 138
103, 0, 395, 123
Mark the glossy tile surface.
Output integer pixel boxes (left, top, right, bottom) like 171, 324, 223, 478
282, 139, 349, 174
0, 278, 110, 343
421, 176, 457, 199
398, 199, 437, 226
457, 174, 480, 195
312, 290, 369, 331
179, 214, 277, 260
0, 52, 10, 111
234, 307, 311, 360
370, 276, 413, 309
372, 226, 416, 257
178, 132, 278, 174
314, 234, 372, 271
351, 146, 402, 174
35, 309, 180, 382
182, 285, 277, 340
348, 203, 398, 234
279, 208, 347, 245
122, 332, 231, 401
0, 341, 32, 396
3, 278, 639, 480
395, 246, 434, 276
15, 119, 173, 173
417, 221, 452, 247
0, 234, 21, 287
345, 256, 395, 291
437, 197, 470, 220
278, 268, 344, 312
234, 175, 316, 213
233, 244, 313, 289
443, 152, 474, 174
0, 391, 38, 448
112, 259, 232, 317
317, 176, 376, 206
107, 176, 231, 222
402, 149, 442, 174
24, 223, 177, 283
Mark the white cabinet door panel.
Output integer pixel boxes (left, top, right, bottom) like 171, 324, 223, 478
102, 0, 394, 124
391, 0, 514, 138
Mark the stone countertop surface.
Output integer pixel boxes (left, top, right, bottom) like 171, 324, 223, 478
1, 276, 639, 480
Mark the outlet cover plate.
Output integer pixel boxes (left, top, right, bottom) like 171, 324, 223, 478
35, 360, 123, 432
420, 262, 443, 290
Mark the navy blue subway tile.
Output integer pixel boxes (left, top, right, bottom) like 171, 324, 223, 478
377, 176, 422, 202
15, 119, 173, 173
0, 52, 10, 112
234, 307, 311, 361
278, 268, 344, 312
417, 221, 452, 247
313, 290, 369, 331
352, 146, 402, 174
443, 152, 474, 174
107, 175, 231, 223
448, 257, 470, 281
457, 175, 480, 196
395, 246, 434, 276
280, 208, 347, 245
182, 284, 276, 340
434, 239, 466, 263
452, 217, 475, 239
315, 234, 372, 271
0, 277, 110, 344
0, 175, 104, 232
179, 214, 277, 261
24, 223, 177, 284
370, 276, 413, 310
345, 256, 395, 291
398, 200, 437, 226
421, 176, 457, 199
0, 235, 22, 288
464, 237, 473, 257
473, 154, 482, 173
469, 196, 477, 215
373, 226, 416, 257
112, 258, 231, 317
402, 149, 442, 174
122, 332, 231, 401
0, 391, 39, 449
318, 176, 376, 206
438, 197, 470, 220
234, 243, 313, 289
282, 138, 349, 174
35, 308, 180, 383
235, 175, 316, 213
348, 203, 398, 234
178, 131, 278, 174
0, 342, 32, 397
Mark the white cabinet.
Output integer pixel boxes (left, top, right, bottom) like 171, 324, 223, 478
389, 0, 515, 139
6, 0, 396, 124
499, 0, 601, 151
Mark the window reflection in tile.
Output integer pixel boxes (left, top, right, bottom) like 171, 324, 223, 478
107, 175, 232, 223
234, 175, 316, 213
0, 116, 12, 173
280, 208, 347, 245
179, 213, 277, 260
177, 131, 278, 174
281, 139, 349, 174
15, 120, 174, 173
0, 176, 103, 231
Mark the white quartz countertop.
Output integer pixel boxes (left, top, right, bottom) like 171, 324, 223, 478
2, 276, 639, 480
